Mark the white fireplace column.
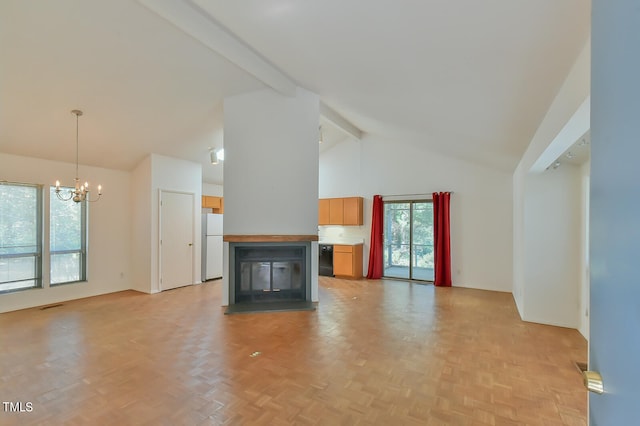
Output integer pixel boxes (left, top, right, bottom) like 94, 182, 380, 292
221, 87, 320, 305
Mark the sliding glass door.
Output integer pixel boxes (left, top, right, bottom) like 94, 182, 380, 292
383, 200, 434, 281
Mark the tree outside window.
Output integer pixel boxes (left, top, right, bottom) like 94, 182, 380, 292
50, 187, 87, 285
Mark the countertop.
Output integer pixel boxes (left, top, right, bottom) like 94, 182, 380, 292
318, 239, 364, 246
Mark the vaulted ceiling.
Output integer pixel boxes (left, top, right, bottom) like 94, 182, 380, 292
0, 0, 590, 184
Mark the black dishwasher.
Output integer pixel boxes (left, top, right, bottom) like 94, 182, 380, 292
319, 244, 334, 276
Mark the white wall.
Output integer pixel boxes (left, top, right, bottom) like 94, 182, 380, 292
222, 87, 320, 304
318, 138, 368, 246
223, 87, 319, 235
202, 182, 223, 197
523, 165, 581, 328
513, 39, 590, 326
0, 152, 131, 313
131, 155, 152, 293
319, 134, 514, 292
319, 138, 362, 198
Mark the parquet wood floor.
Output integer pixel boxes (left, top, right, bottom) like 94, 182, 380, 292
0, 278, 587, 425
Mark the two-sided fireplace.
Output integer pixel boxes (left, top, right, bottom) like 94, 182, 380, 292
228, 242, 311, 305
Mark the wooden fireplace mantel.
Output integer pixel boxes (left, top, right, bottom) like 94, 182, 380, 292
223, 235, 319, 243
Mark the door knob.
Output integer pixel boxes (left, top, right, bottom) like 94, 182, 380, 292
582, 370, 604, 394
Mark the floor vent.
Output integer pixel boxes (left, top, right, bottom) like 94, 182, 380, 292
40, 303, 64, 310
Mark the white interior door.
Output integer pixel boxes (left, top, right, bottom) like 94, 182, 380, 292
160, 190, 194, 291
590, 1, 640, 423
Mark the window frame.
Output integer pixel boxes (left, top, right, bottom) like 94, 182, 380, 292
49, 186, 88, 286
0, 182, 43, 294
383, 199, 434, 282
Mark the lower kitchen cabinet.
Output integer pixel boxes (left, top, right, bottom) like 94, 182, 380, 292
333, 244, 363, 279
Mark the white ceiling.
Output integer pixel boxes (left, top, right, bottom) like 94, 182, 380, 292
0, 0, 590, 184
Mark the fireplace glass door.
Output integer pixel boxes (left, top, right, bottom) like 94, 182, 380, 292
235, 246, 305, 303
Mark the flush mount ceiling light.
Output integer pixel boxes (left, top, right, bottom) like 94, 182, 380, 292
54, 110, 102, 203
210, 148, 224, 165
566, 151, 575, 159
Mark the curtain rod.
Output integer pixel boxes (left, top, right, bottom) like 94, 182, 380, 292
381, 191, 453, 197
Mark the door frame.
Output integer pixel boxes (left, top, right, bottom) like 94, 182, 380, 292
158, 189, 195, 291
383, 199, 434, 282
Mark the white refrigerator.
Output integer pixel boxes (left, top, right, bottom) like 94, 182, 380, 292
201, 213, 223, 281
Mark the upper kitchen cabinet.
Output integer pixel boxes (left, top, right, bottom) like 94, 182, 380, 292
202, 196, 224, 214
318, 197, 364, 226
319, 199, 330, 225
329, 198, 344, 224
343, 197, 363, 225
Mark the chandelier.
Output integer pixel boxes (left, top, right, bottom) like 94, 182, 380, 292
54, 109, 102, 203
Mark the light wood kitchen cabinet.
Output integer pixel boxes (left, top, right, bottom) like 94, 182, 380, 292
202, 196, 220, 209
333, 244, 363, 279
329, 198, 344, 224
318, 199, 330, 225
202, 196, 224, 214
318, 196, 364, 226
343, 197, 364, 225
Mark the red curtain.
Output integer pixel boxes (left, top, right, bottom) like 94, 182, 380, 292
433, 192, 452, 287
366, 195, 384, 279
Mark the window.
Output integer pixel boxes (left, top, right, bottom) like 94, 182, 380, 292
383, 200, 434, 281
0, 183, 89, 293
0, 182, 42, 293
50, 186, 87, 285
